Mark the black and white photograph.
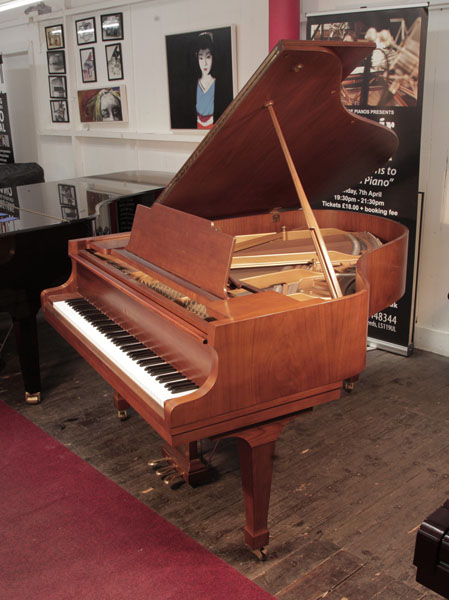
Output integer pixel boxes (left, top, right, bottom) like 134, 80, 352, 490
101, 13, 123, 41
61, 205, 79, 220
50, 100, 69, 123
80, 47, 97, 83
58, 184, 77, 206
45, 24, 64, 50
48, 75, 67, 99
47, 50, 66, 74
76, 17, 96, 45
165, 26, 235, 130
105, 43, 123, 80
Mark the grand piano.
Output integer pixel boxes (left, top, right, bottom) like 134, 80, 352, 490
41, 40, 408, 557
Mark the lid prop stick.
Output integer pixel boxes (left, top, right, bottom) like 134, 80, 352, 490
265, 101, 343, 299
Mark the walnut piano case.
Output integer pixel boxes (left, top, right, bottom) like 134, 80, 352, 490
42, 40, 408, 557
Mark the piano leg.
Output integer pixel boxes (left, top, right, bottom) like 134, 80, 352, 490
216, 416, 293, 558
343, 374, 359, 393
12, 311, 41, 404
113, 391, 129, 420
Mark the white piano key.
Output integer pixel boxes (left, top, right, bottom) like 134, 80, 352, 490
53, 300, 196, 407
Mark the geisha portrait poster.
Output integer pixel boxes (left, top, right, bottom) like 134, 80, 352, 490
165, 26, 236, 130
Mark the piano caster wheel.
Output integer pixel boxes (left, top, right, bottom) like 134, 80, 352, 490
25, 391, 41, 405
117, 409, 128, 421
343, 380, 354, 393
252, 547, 267, 561
163, 473, 185, 489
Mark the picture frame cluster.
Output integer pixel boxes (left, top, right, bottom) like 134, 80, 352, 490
45, 24, 69, 123
58, 183, 79, 220
76, 13, 124, 83
44, 13, 125, 124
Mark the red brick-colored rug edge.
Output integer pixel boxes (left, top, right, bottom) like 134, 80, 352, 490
0, 400, 273, 600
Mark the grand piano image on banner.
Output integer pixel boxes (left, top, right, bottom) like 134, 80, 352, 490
41, 40, 408, 557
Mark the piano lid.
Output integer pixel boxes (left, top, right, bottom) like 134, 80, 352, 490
157, 40, 398, 220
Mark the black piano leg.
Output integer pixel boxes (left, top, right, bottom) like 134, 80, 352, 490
12, 311, 41, 404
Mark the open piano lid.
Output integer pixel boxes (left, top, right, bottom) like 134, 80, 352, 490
157, 40, 398, 219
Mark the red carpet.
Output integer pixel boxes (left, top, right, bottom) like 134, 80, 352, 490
0, 401, 273, 599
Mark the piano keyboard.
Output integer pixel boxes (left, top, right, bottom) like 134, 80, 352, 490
53, 298, 199, 407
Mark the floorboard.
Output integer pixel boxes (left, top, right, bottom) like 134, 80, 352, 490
1, 313, 447, 599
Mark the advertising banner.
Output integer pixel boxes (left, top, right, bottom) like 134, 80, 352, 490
307, 4, 428, 355
0, 92, 15, 164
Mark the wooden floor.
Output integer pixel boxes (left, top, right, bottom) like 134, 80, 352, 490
1, 313, 448, 599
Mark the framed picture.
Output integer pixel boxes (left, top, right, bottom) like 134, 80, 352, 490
165, 26, 236, 130
45, 24, 64, 49
78, 86, 127, 122
101, 13, 123, 41
80, 47, 97, 83
76, 17, 96, 45
50, 100, 69, 123
58, 184, 77, 206
48, 75, 67, 99
61, 205, 79, 220
105, 43, 123, 80
47, 50, 66, 74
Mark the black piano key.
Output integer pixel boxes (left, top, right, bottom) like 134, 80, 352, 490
138, 357, 165, 367
69, 301, 95, 309
67, 298, 91, 306
163, 378, 189, 388
128, 349, 157, 359
114, 336, 137, 347
71, 304, 94, 312
77, 309, 103, 317
95, 322, 118, 330
167, 382, 199, 393
80, 308, 105, 319
72, 307, 97, 315
98, 322, 120, 329
156, 373, 187, 383
89, 315, 109, 323
146, 365, 177, 376
105, 331, 130, 340
121, 342, 146, 352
